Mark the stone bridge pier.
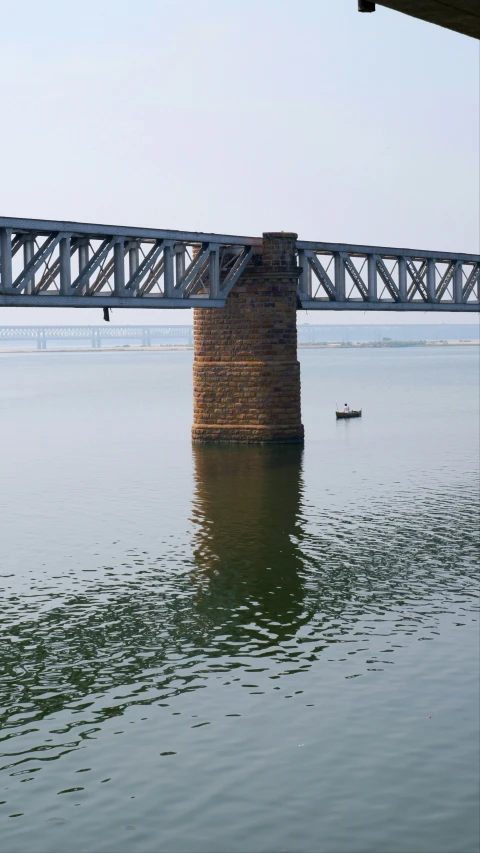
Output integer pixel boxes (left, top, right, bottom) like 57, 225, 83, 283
192, 232, 304, 443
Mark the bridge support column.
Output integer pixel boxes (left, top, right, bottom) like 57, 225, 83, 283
192, 232, 304, 444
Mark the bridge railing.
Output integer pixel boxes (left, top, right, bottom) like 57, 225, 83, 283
1, 219, 478, 311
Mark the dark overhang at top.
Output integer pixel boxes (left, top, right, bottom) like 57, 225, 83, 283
358, 0, 480, 39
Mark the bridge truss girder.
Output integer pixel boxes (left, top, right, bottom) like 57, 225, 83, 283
0, 218, 258, 310
297, 242, 479, 312
0, 219, 478, 312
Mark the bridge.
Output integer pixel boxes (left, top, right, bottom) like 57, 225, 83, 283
1, 224, 478, 444
0, 324, 194, 349
1, 218, 479, 312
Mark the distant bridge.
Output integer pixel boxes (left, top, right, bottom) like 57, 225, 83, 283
1, 323, 477, 350
0, 325, 193, 349
1, 218, 478, 313
0, 324, 193, 349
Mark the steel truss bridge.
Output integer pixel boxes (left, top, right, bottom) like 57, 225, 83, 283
0, 217, 478, 313
0, 324, 193, 349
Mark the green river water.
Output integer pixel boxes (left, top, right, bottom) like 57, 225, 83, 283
0, 346, 479, 853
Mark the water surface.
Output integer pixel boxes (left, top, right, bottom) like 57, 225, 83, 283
1, 346, 479, 853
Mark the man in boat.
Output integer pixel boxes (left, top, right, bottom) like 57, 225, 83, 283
344, 403, 350, 413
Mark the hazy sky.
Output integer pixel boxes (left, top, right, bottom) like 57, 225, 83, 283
1, 0, 478, 325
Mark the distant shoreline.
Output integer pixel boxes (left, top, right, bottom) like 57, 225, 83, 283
299, 340, 480, 348
0, 340, 478, 355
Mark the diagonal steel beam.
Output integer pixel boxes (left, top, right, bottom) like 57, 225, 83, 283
220, 246, 253, 297
375, 257, 400, 301
71, 238, 117, 295
29, 237, 73, 295
13, 233, 64, 293
35, 255, 61, 292
308, 253, 337, 300
11, 233, 29, 257
463, 263, 480, 300
125, 241, 164, 294
436, 262, 455, 301
34, 236, 75, 294
406, 259, 427, 300
88, 256, 116, 295
344, 255, 368, 299
139, 256, 166, 295
184, 253, 211, 297
176, 245, 211, 297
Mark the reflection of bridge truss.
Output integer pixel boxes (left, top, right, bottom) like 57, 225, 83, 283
0, 218, 478, 312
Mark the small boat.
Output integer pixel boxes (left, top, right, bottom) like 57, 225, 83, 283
336, 409, 362, 419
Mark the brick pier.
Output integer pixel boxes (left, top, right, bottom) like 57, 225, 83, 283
192, 232, 304, 443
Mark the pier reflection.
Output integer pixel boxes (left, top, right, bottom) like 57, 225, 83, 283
191, 445, 306, 633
